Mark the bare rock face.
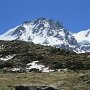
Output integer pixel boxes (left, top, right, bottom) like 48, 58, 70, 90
15, 85, 58, 90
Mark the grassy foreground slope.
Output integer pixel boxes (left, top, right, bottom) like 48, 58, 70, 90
0, 71, 90, 90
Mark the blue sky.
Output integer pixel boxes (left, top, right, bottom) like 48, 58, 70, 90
0, 0, 90, 34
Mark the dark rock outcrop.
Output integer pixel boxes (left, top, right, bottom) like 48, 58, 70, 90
15, 85, 58, 90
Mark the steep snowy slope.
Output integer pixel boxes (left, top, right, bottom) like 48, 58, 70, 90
0, 18, 78, 50
73, 29, 90, 52
73, 29, 90, 43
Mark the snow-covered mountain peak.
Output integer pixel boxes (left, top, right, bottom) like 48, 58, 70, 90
73, 29, 90, 43
0, 18, 67, 38
0, 18, 78, 51
32, 18, 63, 29
1, 18, 90, 53
17, 18, 64, 36
73, 29, 90, 53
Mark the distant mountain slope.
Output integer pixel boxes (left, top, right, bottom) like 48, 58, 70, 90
73, 29, 90, 52
73, 29, 90, 43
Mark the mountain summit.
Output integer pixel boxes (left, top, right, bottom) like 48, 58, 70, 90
0, 18, 78, 51
1, 18, 90, 53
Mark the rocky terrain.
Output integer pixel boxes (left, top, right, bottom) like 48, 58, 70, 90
0, 40, 90, 73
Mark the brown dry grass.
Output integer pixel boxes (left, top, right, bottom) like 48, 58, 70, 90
0, 70, 90, 90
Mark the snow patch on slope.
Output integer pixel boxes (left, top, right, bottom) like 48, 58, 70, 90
0, 54, 16, 61
0, 26, 21, 40
26, 61, 54, 72
73, 29, 90, 53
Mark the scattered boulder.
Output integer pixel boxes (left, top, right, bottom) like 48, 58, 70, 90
85, 80, 90, 84
16, 86, 30, 90
29, 68, 41, 73
15, 85, 58, 90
